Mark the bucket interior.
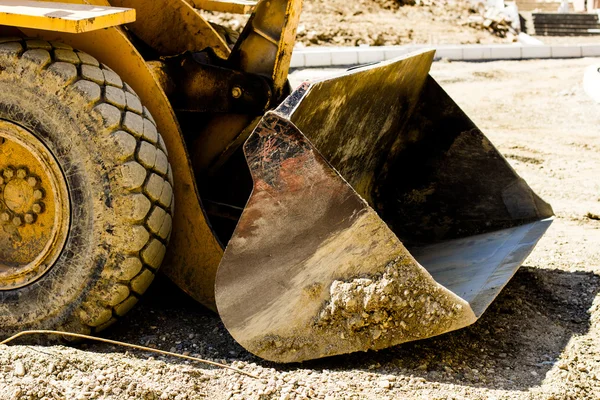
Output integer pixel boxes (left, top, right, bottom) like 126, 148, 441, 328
283, 53, 553, 311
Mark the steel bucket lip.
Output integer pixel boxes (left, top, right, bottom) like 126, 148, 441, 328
411, 216, 554, 317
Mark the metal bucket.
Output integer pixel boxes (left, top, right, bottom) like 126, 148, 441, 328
214, 49, 553, 362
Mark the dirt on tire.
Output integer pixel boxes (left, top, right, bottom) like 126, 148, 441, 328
0, 38, 174, 339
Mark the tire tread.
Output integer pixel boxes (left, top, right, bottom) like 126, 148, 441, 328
1, 38, 174, 333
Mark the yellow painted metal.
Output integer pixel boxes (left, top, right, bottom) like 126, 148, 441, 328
0, 0, 134, 33
231, 0, 302, 99
191, 114, 252, 173
189, 0, 256, 14
110, 0, 230, 59
194, 0, 302, 173
20, 15, 225, 309
0, 121, 70, 290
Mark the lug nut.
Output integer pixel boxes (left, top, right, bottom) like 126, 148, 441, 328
16, 168, 27, 179
33, 189, 44, 200
12, 216, 22, 226
27, 176, 38, 187
32, 203, 44, 214
231, 86, 243, 99
24, 213, 35, 224
3, 168, 14, 180
0, 212, 9, 222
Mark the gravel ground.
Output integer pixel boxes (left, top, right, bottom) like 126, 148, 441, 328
1, 57, 600, 399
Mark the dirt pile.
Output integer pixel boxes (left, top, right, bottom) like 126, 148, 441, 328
316, 258, 467, 344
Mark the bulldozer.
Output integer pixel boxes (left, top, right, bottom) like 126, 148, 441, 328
0, 0, 553, 363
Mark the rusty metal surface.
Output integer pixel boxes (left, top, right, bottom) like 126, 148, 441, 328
21, 4, 225, 309
283, 50, 553, 243
0, 121, 70, 290
215, 51, 553, 362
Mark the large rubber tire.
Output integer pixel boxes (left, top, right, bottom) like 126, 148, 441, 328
0, 38, 174, 336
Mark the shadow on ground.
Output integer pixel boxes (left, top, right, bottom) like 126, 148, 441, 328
99, 266, 600, 391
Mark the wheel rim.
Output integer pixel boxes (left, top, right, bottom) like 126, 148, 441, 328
0, 120, 70, 290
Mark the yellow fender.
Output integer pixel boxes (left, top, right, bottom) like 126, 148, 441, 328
110, 0, 230, 58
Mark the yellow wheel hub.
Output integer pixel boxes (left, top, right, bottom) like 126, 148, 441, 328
0, 121, 70, 290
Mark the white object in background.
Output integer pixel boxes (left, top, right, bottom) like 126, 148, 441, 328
583, 64, 600, 103
558, 0, 570, 12
518, 32, 544, 45
486, 0, 504, 9
504, 2, 521, 31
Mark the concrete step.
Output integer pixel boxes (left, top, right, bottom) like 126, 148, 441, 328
532, 12, 600, 35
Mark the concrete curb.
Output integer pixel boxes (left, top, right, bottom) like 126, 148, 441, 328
290, 43, 600, 68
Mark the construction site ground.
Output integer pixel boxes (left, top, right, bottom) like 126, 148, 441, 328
1, 56, 599, 400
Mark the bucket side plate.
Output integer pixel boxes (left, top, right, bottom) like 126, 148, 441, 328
215, 113, 476, 363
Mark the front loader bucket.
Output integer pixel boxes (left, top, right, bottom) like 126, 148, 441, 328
214, 49, 553, 363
